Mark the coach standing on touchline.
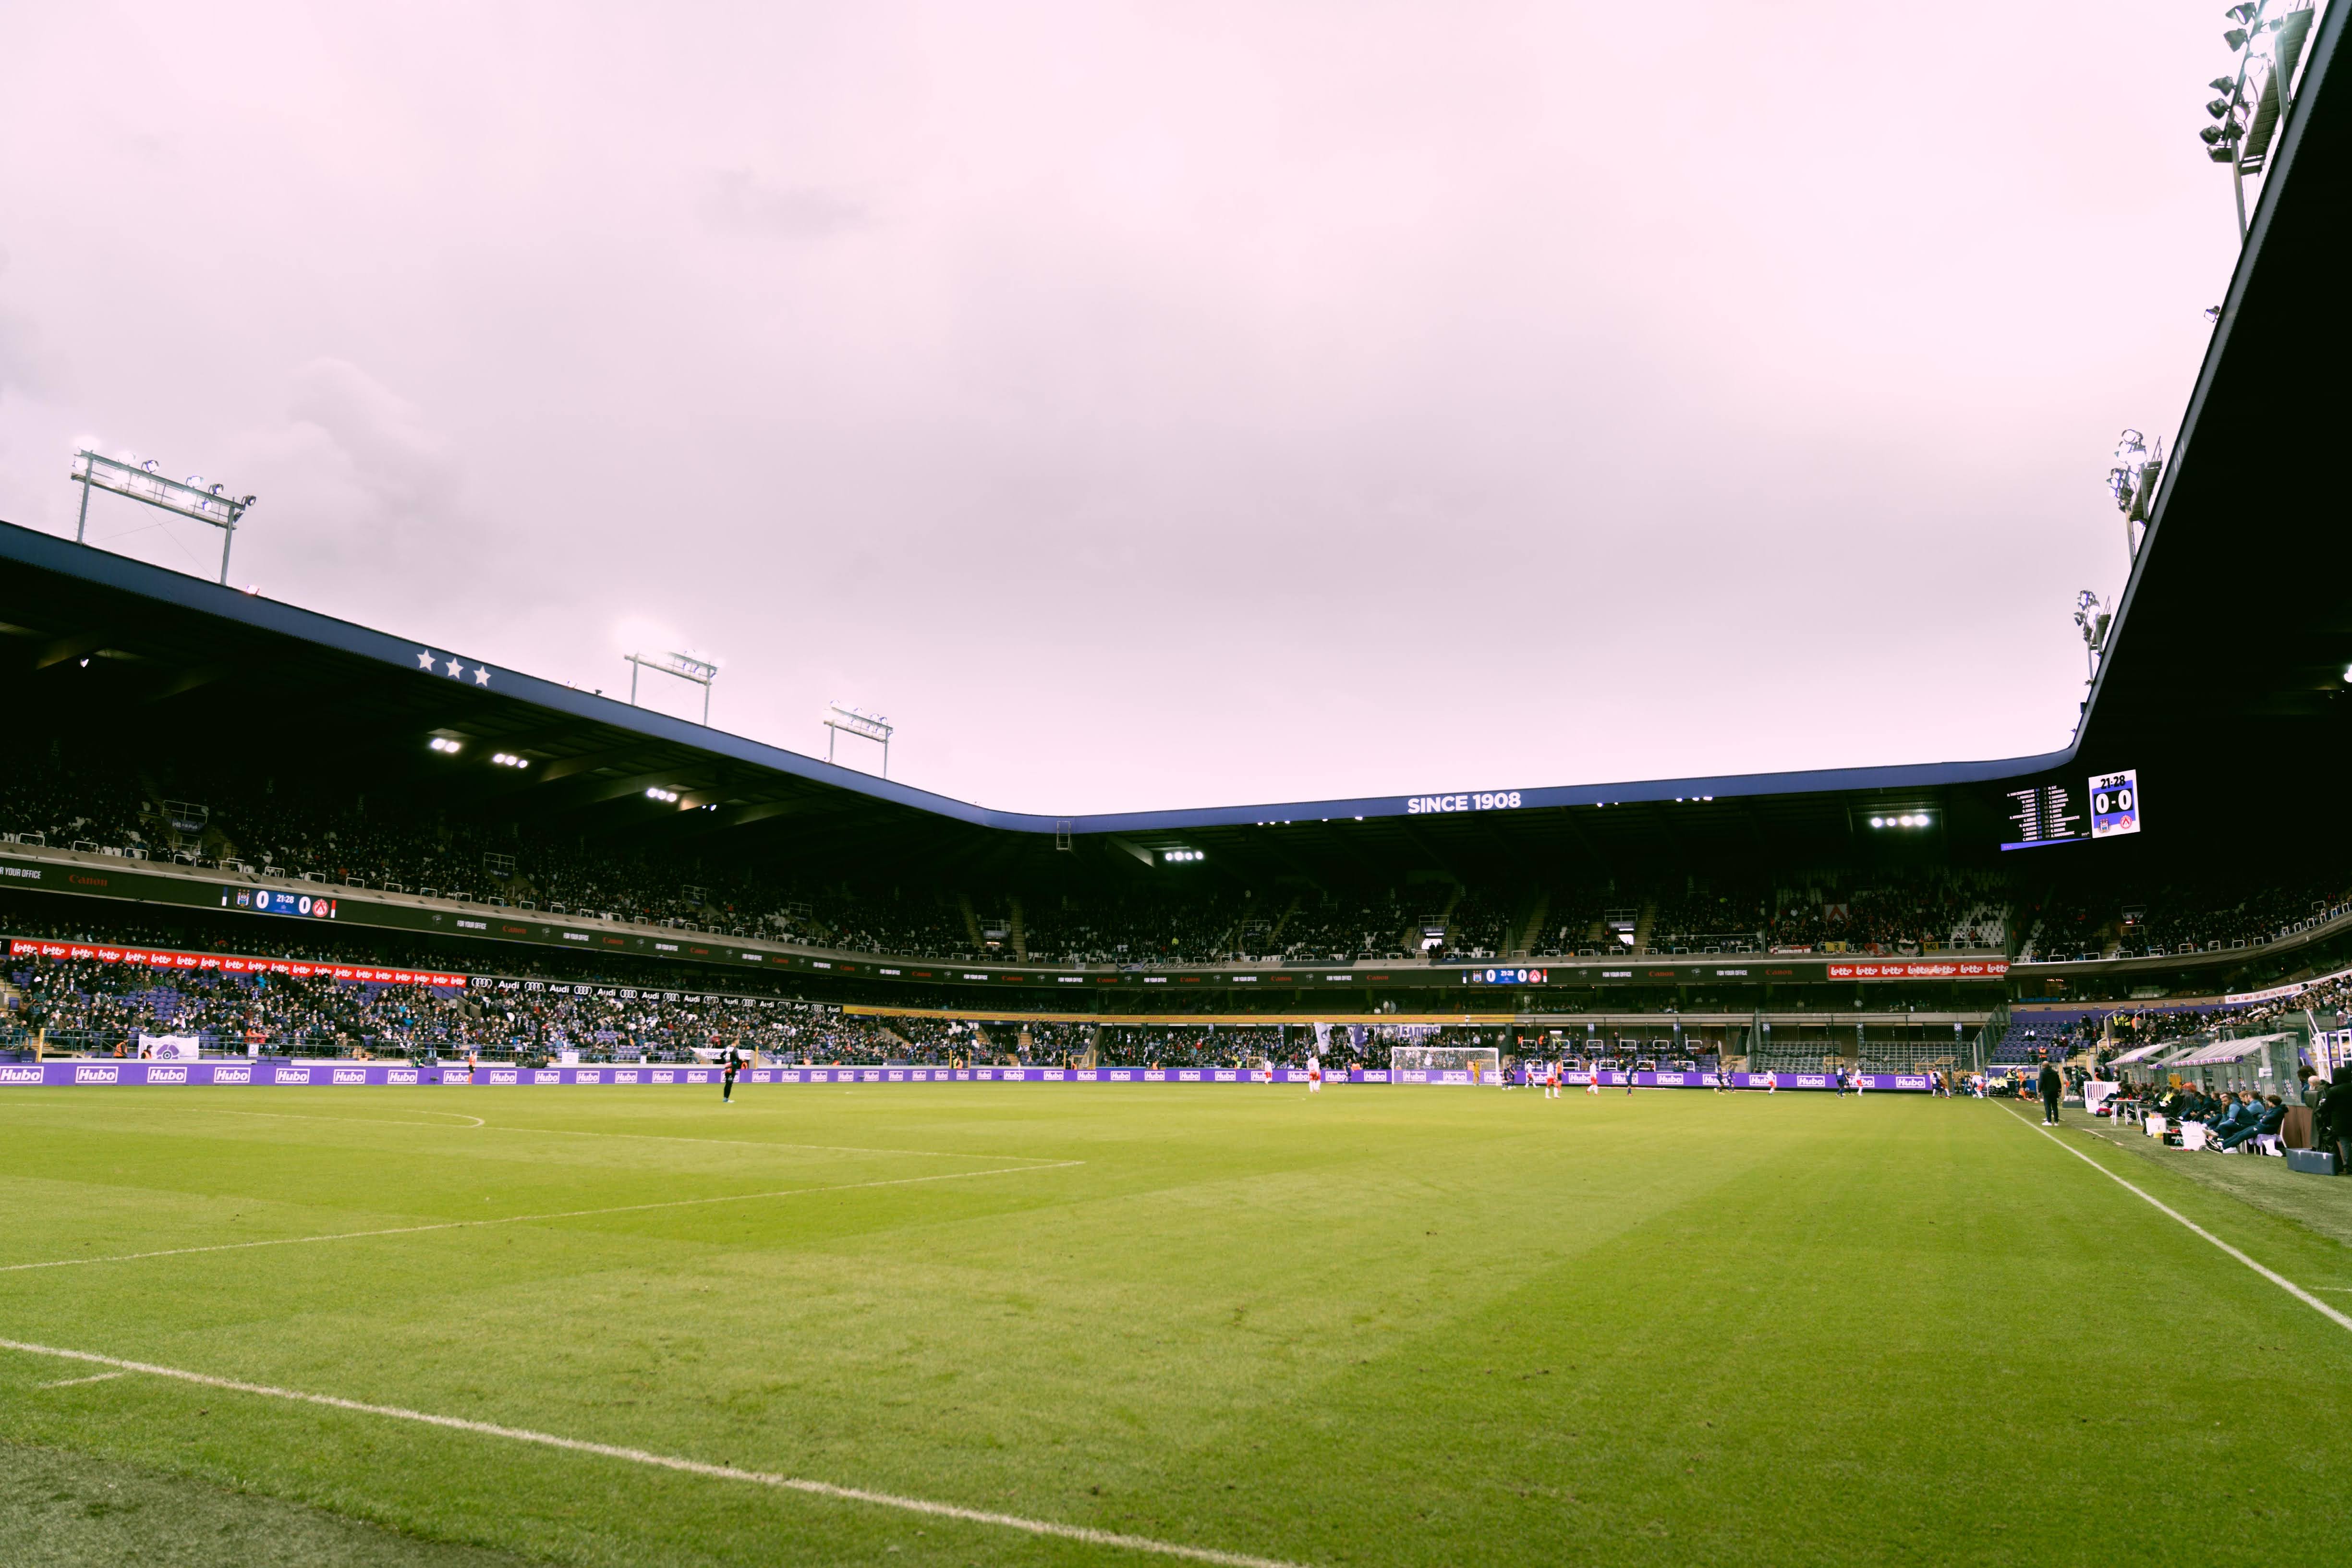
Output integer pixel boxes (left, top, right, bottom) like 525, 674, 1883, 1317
2038, 1057, 2063, 1126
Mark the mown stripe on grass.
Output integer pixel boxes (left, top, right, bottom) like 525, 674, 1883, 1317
1999, 1104, 2352, 1335
0, 1337, 1305, 1568
0, 1158, 1081, 1275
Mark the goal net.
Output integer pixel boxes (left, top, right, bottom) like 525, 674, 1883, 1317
1388, 1045, 1502, 1086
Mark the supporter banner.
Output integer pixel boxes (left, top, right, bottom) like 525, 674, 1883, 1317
1826, 960, 2008, 981
2223, 960, 2352, 1007
7, 939, 466, 989
136, 1034, 201, 1061
2, 1061, 1930, 1090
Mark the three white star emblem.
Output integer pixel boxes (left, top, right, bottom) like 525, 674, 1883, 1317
416, 650, 491, 687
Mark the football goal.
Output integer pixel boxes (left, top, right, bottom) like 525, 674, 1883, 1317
1388, 1045, 1502, 1085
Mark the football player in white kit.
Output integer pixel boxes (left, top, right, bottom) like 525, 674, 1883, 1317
1307, 1054, 1323, 1094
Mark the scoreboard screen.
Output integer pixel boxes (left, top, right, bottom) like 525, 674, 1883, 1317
2089, 769, 2140, 838
2000, 767, 2140, 851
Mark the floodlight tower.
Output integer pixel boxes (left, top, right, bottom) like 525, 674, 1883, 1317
625, 649, 719, 725
70, 450, 256, 586
824, 702, 894, 776
2106, 429, 2163, 567
2199, 3, 2318, 243
2073, 590, 2111, 683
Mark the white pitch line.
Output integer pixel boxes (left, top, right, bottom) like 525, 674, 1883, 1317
2000, 1104, 2352, 1336
0, 1158, 1081, 1275
462, 1121, 1066, 1164
36, 1370, 126, 1387
0, 1338, 1305, 1568
160, 1108, 492, 1130
0, 1099, 1051, 1164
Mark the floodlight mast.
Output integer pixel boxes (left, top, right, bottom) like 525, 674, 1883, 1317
2201, 3, 2317, 244
2106, 429, 2163, 567
824, 702, 894, 777
624, 649, 719, 725
70, 450, 256, 586
2073, 590, 2110, 683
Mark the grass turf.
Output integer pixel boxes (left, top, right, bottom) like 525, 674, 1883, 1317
0, 1436, 542, 1567
1, 1083, 2346, 1566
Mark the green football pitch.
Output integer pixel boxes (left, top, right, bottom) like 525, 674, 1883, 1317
2, 1084, 2346, 1566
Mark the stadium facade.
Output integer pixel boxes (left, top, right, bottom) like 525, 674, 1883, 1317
3, 5, 2348, 1078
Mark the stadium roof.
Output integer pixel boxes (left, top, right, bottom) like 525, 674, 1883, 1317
2, 5, 2341, 885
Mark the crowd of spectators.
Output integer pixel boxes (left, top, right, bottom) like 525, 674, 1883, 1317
1529, 887, 1613, 956
2134, 877, 2348, 955
1273, 892, 1416, 963
18, 745, 2352, 989
2, 951, 896, 1062
1438, 890, 1512, 961
1646, 886, 1768, 952
1766, 876, 2006, 954
2019, 875, 2351, 962
1021, 891, 1249, 965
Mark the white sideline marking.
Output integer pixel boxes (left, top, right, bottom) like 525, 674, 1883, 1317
2001, 1105, 2352, 1336
37, 1371, 125, 1387
0, 1338, 1305, 1568
0, 1158, 1081, 1275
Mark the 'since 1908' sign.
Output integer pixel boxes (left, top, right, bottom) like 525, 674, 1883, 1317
1406, 791, 1523, 814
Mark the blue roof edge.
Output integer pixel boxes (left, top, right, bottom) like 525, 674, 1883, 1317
0, 521, 2077, 838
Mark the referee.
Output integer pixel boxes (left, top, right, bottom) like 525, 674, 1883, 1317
2038, 1056, 2063, 1126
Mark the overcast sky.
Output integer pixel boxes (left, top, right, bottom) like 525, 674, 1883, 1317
0, 2, 2251, 814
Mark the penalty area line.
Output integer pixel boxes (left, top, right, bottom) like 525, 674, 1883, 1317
0, 1159, 1082, 1275
0, 1338, 1307, 1568
1998, 1103, 2352, 1336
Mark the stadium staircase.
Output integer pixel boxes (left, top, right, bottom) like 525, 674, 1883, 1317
1510, 893, 1549, 959
1632, 899, 1657, 955
1431, 885, 1463, 953
957, 894, 985, 953
1265, 895, 1304, 949
1007, 899, 1028, 962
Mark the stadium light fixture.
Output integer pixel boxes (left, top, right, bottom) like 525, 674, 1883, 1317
2202, 2, 2316, 243
2073, 590, 2111, 682
644, 786, 680, 803
490, 752, 530, 769
824, 702, 895, 777
2105, 429, 2162, 564
625, 650, 719, 725
70, 450, 255, 586
428, 737, 462, 754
